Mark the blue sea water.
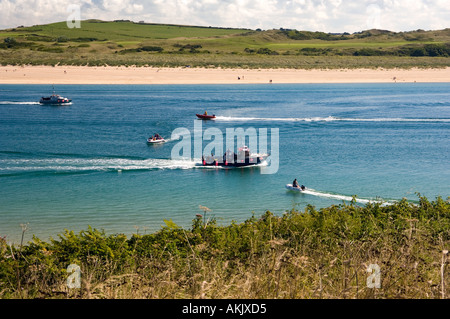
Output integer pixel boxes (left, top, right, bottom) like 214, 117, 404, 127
0, 83, 449, 244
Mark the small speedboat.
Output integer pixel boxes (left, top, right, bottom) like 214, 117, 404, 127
147, 135, 165, 144
196, 113, 216, 120
285, 184, 306, 191
40, 87, 72, 105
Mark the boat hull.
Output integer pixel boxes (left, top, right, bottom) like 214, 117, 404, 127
147, 139, 165, 144
285, 184, 306, 191
196, 114, 216, 120
40, 100, 72, 105
39, 97, 72, 105
201, 156, 265, 168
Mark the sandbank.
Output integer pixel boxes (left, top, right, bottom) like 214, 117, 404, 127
0, 65, 449, 84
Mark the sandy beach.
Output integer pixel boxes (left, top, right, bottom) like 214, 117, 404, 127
0, 65, 449, 84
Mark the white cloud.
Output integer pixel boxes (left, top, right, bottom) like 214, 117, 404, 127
0, 0, 448, 32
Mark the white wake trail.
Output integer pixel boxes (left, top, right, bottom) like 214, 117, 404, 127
0, 157, 200, 173
215, 116, 450, 123
301, 188, 395, 206
0, 101, 40, 105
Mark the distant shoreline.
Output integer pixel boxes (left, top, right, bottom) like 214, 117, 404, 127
1, 65, 449, 84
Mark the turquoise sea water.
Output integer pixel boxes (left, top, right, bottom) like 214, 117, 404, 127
0, 83, 449, 243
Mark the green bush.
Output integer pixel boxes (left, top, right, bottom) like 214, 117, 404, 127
299, 47, 334, 56
37, 46, 65, 53
283, 30, 350, 41
353, 48, 387, 56
140, 46, 164, 52
256, 47, 279, 55
424, 43, 450, 57
56, 36, 69, 42
1, 195, 449, 298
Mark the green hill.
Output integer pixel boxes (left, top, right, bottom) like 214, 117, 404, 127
1, 20, 449, 69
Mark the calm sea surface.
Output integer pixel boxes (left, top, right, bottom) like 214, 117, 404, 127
0, 83, 449, 243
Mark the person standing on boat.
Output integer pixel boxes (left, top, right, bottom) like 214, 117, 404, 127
293, 178, 299, 188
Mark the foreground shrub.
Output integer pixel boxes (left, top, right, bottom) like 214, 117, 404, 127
0, 195, 448, 299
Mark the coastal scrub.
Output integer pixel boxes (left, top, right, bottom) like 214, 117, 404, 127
0, 195, 448, 299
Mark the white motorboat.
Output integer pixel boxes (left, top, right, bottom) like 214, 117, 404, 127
40, 87, 72, 105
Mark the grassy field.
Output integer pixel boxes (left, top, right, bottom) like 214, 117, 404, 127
1, 20, 449, 69
0, 195, 449, 299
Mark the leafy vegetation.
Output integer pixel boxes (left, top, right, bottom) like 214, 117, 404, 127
1, 195, 449, 299
0, 20, 449, 69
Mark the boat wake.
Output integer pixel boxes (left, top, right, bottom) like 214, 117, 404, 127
299, 188, 395, 206
0, 154, 271, 176
160, 136, 183, 144
0, 157, 201, 176
0, 101, 40, 105
216, 116, 450, 123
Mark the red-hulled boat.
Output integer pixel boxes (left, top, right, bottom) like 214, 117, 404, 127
196, 113, 216, 120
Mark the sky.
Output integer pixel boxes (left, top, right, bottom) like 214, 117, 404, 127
0, 0, 449, 32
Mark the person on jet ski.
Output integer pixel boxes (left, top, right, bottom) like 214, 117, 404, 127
293, 179, 306, 190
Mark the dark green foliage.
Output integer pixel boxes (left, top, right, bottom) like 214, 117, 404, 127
0, 37, 19, 49
410, 47, 427, 56
36, 46, 65, 53
25, 34, 53, 42
244, 47, 279, 55
282, 30, 351, 41
256, 47, 279, 55
0, 38, 37, 50
174, 43, 203, 53
56, 36, 69, 42
299, 47, 335, 56
353, 48, 387, 56
423, 43, 450, 57
140, 46, 164, 52
394, 43, 450, 57
118, 46, 164, 54
71, 37, 102, 42
3, 37, 16, 45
